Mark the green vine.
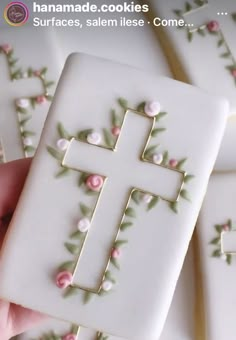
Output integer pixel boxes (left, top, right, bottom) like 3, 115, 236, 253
174, 1, 236, 85
32, 324, 79, 340
210, 219, 234, 265
47, 98, 193, 302
0, 44, 54, 157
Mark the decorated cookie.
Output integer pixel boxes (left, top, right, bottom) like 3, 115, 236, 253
197, 173, 236, 340
0, 54, 228, 340
0, 26, 62, 161
148, 0, 236, 115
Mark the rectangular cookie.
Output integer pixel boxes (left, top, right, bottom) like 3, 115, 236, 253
147, 0, 236, 115
0, 53, 228, 340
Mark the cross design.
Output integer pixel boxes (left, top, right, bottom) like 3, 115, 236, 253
0, 48, 43, 160
62, 110, 185, 292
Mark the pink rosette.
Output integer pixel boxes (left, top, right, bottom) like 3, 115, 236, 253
207, 20, 220, 32
231, 69, 236, 78
86, 174, 104, 192
62, 333, 77, 340
111, 126, 121, 137
169, 159, 178, 168
36, 95, 47, 104
56, 271, 72, 289
1, 44, 12, 54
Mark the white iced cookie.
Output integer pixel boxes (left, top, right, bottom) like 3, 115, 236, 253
0, 26, 62, 161
0, 54, 228, 340
197, 173, 236, 340
148, 0, 236, 115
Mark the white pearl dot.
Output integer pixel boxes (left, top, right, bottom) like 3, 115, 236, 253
153, 153, 163, 165
77, 218, 90, 233
23, 137, 32, 146
57, 138, 69, 151
87, 132, 101, 145
16, 98, 30, 108
102, 280, 113, 291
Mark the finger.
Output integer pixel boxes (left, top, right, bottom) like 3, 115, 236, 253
0, 158, 31, 219
9, 303, 47, 337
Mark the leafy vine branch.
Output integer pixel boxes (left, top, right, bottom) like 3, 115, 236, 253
47, 98, 194, 303
0, 44, 54, 157
174, 1, 236, 85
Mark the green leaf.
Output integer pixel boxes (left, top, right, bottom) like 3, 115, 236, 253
176, 158, 187, 170
169, 202, 178, 214
80, 203, 91, 217
114, 240, 128, 247
64, 242, 80, 255
197, 28, 205, 36
47, 146, 63, 162
40, 67, 48, 75
45, 81, 55, 88
194, 0, 206, 6
185, 1, 192, 11
156, 111, 168, 121
24, 145, 35, 153
147, 196, 159, 211
125, 207, 136, 218
228, 219, 232, 229
212, 249, 221, 257
111, 109, 121, 126
215, 224, 222, 233
136, 101, 146, 112
173, 9, 182, 17
20, 116, 32, 126
58, 261, 75, 272
71, 324, 79, 334
9, 58, 18, 67
220, 52, 231, 58
57, 122, 70, 139
70, 230, 83, 240
188, 30, 193, 42
144, 144, 158, 158
120, 222, 133, 231
110, 257, 120, 270
22, 130, 36, 137
103, 128, 115, 148
64, 286, 78, 298
77, 129, 93, 141
46, 95, 53, 101
217, 39, 224, 47
84, 291, 93, 304
180, 189, 191, 201
232, 13, 236, 22
131, 190, 141, 204
162, 151, 169, 166
16, 107, 28, 114
226, 254, 232, 265
27, 67, 33, 77
209, 237, 220, 245
118, 97, 128, 110
55, 167, 70, 178
151, 128, 166, 137
78, 172, 88, 186
184, 174, 195, 183
30, 97, 36, 109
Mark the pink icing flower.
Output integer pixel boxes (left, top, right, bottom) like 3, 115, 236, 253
62, 333, 77, 340
111, 126, 121, 137
169, 159, 178, 168
1, 44, 12, 54
207, 20, 220, 32
34, 70, 41, 77
231, 69, 236, 78
144, 101, 161, 117
86, 174, 104, 192
36, 95, 47, 104
56, 271, 72, 289
223, 224, 230, 231
111, 248, 121, 259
